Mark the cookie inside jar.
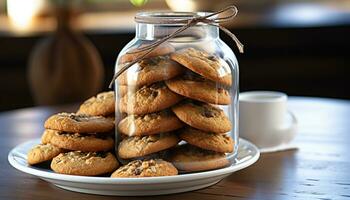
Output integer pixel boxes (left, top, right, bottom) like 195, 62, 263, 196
114, 11, 239, 174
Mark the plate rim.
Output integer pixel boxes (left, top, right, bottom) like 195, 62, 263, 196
8, 138, 260, 185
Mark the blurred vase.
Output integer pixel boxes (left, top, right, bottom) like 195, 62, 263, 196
28, 6, 104, 105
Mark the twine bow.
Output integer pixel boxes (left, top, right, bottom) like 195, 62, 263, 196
109, 5, 244, 88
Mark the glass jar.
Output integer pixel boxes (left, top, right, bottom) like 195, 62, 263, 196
114, 12, 239, 173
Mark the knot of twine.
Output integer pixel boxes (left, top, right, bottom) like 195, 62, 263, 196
109, 5, 244, 88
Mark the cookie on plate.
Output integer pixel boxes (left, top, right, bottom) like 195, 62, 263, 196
119, 82, 183, 115
119, 42, 175, 64
170, 48, 232, 86
27, 143, 63, 165
118, 133, 180, 159
77, 91, 115, 116
118, 56, 184, 87
165, 74, 231, 105
41, 129, 56, 144
168, 144, 229, 172
172, 101, 231, 133
45, 113, 114, 133
49, 130, 114, 152
51, 151, 119, 176
179, 127, 234, 153
117, 110, 184, 136
111, 159, 178, 178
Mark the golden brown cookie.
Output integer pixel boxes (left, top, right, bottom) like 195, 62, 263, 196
111, 159, 178, 178
41, 129, 56, 144
49, 130, 114, 152
77, 91, 115, 116
170, 48, 232, 86
119, 82, 183, 115
179, 127, 234, 153
27, 143, 63, 165
168, 144, 229, 172
117, 110, 184, 136
165, 74, 231, 105
51, 151, 119, 176
118, 133, 180, 159
44, 113, 114, 133
118, 56, 184, 87
172, 101, 231, 133
118, 85, 138, 97
119, 42, 175, 64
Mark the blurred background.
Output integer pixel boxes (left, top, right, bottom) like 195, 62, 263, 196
0, 0, 349, 111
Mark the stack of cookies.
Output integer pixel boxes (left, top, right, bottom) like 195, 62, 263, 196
27, 91, 178, 178
116, 44, 235, 172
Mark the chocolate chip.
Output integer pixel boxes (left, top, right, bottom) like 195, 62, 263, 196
207, 55, 217, 61
203, 109, 214, 118
134, 168, 142, 175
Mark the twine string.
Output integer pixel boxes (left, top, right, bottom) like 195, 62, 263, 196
109, 5, 243, 88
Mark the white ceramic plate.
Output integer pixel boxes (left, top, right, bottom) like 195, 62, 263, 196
8, 138, 259, 196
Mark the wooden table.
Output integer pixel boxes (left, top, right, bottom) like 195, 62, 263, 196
1, 97, 350, 200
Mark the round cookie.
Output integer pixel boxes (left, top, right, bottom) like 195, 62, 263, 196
45, 113, 114, 133
49, 130, 114, 152
77, 91, 115, 116
119, 82, 183, 115
27, 143, 63, 165
118, 133, 180, 159
111, 159, 178, 178
172, 101, 231, 133
179, 127, 234, 153
41, 129, 56, 144
111, 159, 177, 178
51, 151, 119, 176
118, 56, 184, 87
170, 48, 232, 86
119, 42, 175, 64
168, 144, 229, 172
118, 110, 184, 136
165, 74, 231, 105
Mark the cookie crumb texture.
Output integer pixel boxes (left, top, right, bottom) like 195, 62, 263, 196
51, 151, 119, 176
111, 159, 178, 177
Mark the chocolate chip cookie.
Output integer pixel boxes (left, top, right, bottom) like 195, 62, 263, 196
27, 143, 63, 165
118, 110, 184, 136
170, 48, 232, 86
119, 82, 183, 115
179, 127, 234, 153
172, 101, 231, 133
119, 42, 175, 64
168, 144, 229, 172
118, 133, 180, 159
111, 159, 178, 178
51, 151, 119, 176
118, 56, 184, 87
165, 73, 231, 105
49, 130, 114, 152
77, 91, 115, 116
45, 113, 114, 133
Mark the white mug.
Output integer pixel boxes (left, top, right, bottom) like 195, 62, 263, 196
239, 91, 297, 148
